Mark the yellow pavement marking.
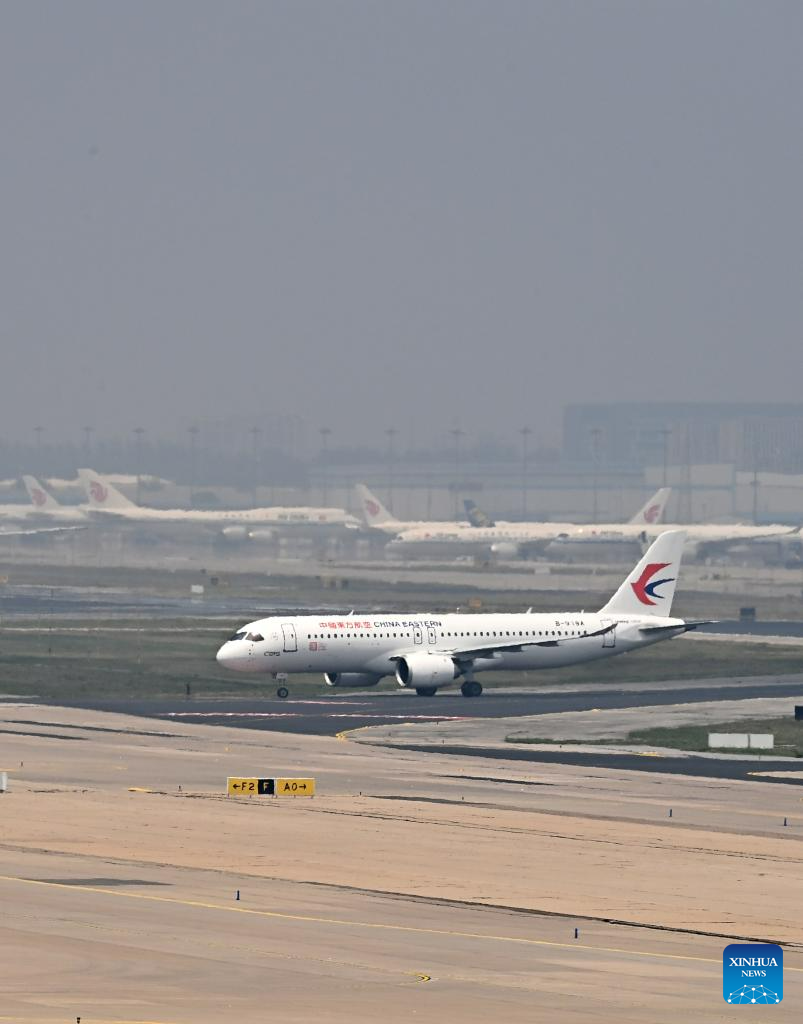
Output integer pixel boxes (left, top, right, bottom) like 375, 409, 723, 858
1, 873, 799, 969
335, 723, 380, 741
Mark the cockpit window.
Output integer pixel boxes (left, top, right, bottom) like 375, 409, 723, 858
228, 631, 247, 641
246, 632, 264, 642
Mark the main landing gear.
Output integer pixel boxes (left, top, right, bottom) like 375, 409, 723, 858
414, 681, 483, 697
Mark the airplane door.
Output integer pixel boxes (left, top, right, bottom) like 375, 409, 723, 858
600, 618, 616, 648
413, 626, 423, 645
427, 627, 437, 645
281, 623, 297, 652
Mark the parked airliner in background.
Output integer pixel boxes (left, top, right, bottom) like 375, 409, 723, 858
355, 483, 494, 535
386, 487, 672, 559
77, 469, 360, 539
217, 530, 704, 697
22, 476, 89, 522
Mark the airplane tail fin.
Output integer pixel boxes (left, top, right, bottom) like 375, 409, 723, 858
599, 530, 686, 617
22, 475, 61, 510
77, 468, 137, 509
629, 487, 671, 526
463, 499, 495, 528
355, 484, 398, 528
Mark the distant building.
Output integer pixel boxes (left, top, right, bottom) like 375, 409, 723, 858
564, 402, 803, 473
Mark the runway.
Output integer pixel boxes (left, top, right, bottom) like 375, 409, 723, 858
403, 745, 803, 783
47, 672, 803, 737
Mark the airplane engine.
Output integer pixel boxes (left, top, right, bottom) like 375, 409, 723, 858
324, 671, 382, 687
220, 525, 249, 541
247, 528, 275, 542
394, 653, 458, 690
490, 542, 519, 557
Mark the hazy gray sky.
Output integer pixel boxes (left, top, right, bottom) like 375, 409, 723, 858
1, 1, 801, 449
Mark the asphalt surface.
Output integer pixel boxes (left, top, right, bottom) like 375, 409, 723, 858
403, 745, 803, 783
29, 675, 803, 783
43, 676, 803, 736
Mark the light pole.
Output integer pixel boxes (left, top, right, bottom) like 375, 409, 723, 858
519, 426, 532, 519
590, 427, 602, 522
33, 426, 44, 471
187, 426, 199, 507
133, 427, 145, 504
82, 425, 94, 457
385, 427, 397, 513
659, 426, 671, 488
450, 427, 465, 518
319, 427, 331, 506
250, 426, 262, 508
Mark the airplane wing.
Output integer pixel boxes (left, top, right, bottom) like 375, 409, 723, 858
431, 622, 618, 661
0, 525, 87, 537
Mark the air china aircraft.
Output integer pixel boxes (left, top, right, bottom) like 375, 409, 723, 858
217, 530, 704, 697
386, 487, 671, 558
355, 483, 494, 535
0, 475, 86, 535
22, 476, 88, 522
78, 469, 360, 538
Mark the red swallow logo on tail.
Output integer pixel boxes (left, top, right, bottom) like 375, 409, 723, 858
89, 481, 108, 503
31, 488, 46, 507
643, 503, 660, 524
631, 562, 674, 606
365, 499, 380, 517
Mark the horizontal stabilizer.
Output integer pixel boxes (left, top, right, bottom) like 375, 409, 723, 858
639, 619, 713, 634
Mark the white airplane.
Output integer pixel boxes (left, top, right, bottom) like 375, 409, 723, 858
0, 476, 87, 538
386, 487, 672, 559
217, 530, 705, 697
22, 476, 88, 522
77, 468, 361, 538
355, 483, 493, 536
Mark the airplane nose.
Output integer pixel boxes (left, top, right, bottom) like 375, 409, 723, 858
216, 643, 231, 666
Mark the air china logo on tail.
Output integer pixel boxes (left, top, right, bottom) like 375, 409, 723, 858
31, 488, 46, 507
365, 500, 381, 518
631, 562, 674, 606
643, 504, 660, 524
89, 481, 108, 503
